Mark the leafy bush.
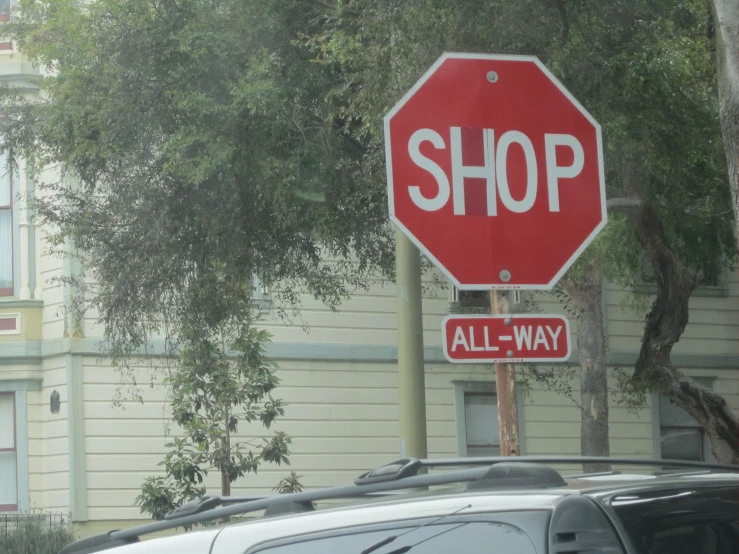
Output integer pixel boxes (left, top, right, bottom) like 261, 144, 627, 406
0, 520, 75, 554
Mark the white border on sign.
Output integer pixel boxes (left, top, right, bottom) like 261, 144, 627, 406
440, 313, 572, 364
385, 52, 608, 291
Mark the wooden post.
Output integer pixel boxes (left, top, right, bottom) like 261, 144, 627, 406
490, 290, 520, 456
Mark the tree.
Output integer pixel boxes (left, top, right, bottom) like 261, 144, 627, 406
1, 0, 736, 464
708, 0, 739, 229
545, 0, 739, 466
559, 265, 610, 471
304, 0, 737, 462
135, 318, 298, 521
0, 0, 396, 391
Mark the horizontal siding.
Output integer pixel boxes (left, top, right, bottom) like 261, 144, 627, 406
521, 367, 652, 457
27, 357, 70, 512
606, 270, 739, 356
77, 358, 672, 520
254, 271, 575, 349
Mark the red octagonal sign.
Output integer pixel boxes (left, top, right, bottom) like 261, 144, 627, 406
385, 53, 606, 290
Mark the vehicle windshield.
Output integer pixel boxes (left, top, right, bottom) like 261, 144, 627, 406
611, 485, 739, 554
250, 520, 538, 554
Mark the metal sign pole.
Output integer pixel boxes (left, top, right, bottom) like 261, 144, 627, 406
396, 228, 428, 460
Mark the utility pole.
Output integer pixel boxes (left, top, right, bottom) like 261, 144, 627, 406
395, 228, 428, 460
490, 290, 520, 456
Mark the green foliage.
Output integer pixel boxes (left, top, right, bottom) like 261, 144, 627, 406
1, 0, 736, 460
307, 0, 734, 288
0, 519, 75, 554
0, 0, 396, 385
135, 317, 298, 522
272, 472, 305, 494
307, 0, 734, 412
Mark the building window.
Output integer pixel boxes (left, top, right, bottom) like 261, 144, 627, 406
454, 381, 525, 457
249, 274, 271, 313
657, 378, 716, 463
464, 391, 500, 457
0, 149, 12, 296
449, 285, 521, 314
0, 393, 18, 511
0, 1, 10, 22
635, 254, 729, 298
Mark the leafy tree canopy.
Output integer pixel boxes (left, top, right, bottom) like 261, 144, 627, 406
0, 0, 736, 460
305, 0, 735, 285
1, 0, 733, 344
1, 0, 396, 364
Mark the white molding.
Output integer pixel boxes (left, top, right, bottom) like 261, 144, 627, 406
452, 379, 526, 457
0, 312, 21, 335
653, 376, 716, 461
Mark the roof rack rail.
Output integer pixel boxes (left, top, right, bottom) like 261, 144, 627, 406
160, 491, 408, 522
59, 465, 495, 554
651, 469, 714, 477
354, 456, 738, 484
560, 470, 623, 479
59, 456, 738, 554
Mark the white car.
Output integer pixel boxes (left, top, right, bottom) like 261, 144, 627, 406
59, 456, 739, 554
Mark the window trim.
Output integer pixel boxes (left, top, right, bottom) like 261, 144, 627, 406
0, 152, 13, 297
453, 380, 526, 456
0, 312, 20, 335
651, 376, 716, 462
0, 391, 18, 511
250, 274, 271, 313
449, 284, 522, 314
633, 254, 731, 298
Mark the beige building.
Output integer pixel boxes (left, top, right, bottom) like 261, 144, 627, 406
1, 46, 738, 536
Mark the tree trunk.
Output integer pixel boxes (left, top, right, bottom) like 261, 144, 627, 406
709, 0, 739, 230
221, 464, 230, 497
634, 202, 739, 464
222, 411, 231, 497
562, 264, 611, 474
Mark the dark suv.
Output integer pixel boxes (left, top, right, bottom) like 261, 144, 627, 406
60, 456, 739, 554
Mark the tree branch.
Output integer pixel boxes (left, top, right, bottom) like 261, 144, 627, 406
552, 0, 570, 44
606, 197, 642, 212
302, 0, 362, 17
632, 201, 739, 463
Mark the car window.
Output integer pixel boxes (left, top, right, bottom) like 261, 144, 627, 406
610, 485, 739, 554
250, 520, 538, 554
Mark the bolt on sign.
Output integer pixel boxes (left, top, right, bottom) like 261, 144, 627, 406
442, 315, 571, 363
385, 53, 607, 290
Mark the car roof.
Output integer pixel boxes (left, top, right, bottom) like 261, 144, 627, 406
59, 457, 739, 554
207, 474, 739, 554
210, 490, 565, 554
207, 471, 739, 554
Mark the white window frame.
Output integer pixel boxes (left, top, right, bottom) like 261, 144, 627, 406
651, 376, 716, 463
452, 380, 526, 457
0, 1, 12, 54
0, 312, 21, 335
633, 254, 730, 298
250, 274, 271, 313
0, 386, 31, 513
449, 282, 521, 314
0, 148, 16, 297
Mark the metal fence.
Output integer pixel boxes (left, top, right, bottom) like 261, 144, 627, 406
0, 512, 72, 551
0, 512, 68, 531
